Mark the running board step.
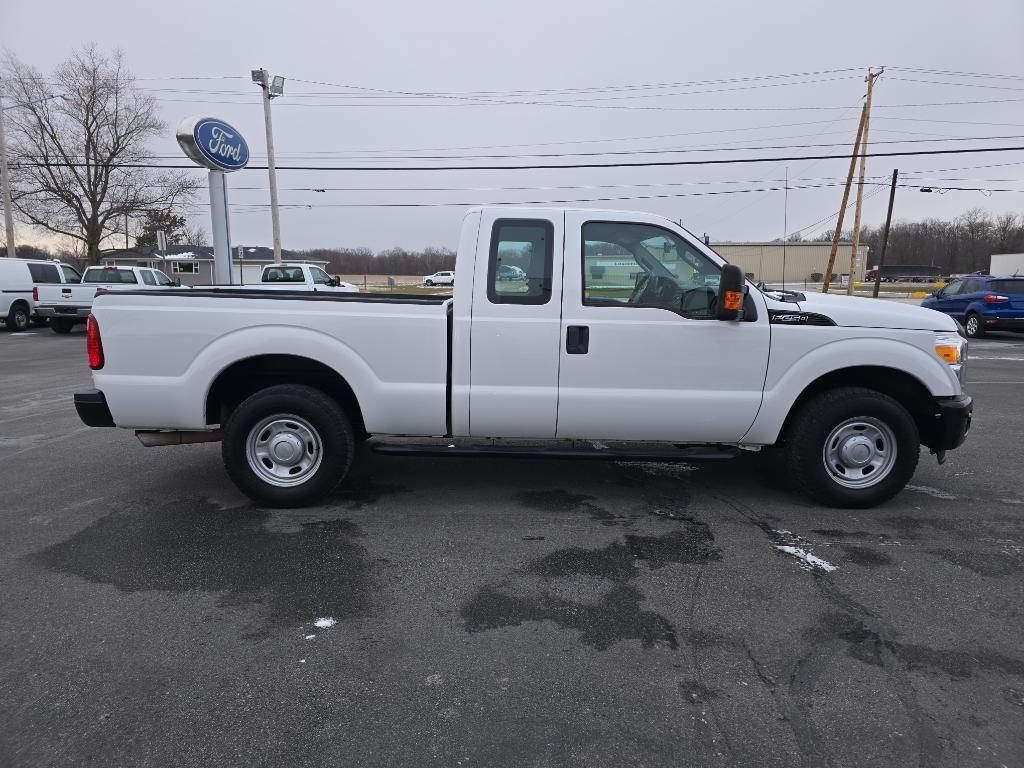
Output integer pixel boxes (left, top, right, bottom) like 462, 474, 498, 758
370, 443, 740, 462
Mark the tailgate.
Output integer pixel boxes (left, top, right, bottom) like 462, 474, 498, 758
38, 284, 96, 308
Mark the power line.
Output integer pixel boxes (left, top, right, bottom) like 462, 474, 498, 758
15, 145, 1024, 174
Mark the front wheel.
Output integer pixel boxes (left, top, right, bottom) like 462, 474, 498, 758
425, 280, 434, 286
780, 387, 919, 508
222, 384, 355, 507
964, 312, 985, 338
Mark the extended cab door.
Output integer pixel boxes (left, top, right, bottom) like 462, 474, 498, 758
555, 213, 770, 443
468, 210, 564, 437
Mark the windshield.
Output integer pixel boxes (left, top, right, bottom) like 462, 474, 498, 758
84, 268, 137, 284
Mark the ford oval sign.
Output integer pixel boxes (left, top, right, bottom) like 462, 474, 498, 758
175, 116, 249, 172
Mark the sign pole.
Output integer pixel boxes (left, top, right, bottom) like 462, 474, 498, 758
0, 89, 17, 258
209, 170, 234, 285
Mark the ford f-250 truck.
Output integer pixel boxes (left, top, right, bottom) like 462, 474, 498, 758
73, 207, 972, 509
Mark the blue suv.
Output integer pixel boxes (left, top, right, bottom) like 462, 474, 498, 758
922, 274, 1024, 338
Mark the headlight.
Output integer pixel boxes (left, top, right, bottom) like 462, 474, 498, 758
935, 331, 967, 388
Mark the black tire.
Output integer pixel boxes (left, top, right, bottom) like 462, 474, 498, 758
51, 319, 75, 334
779, 387, 919, 508
425, 280, 434, 286
964, 312, 985, 339
5, 303, 30, 332
222, 384, 355, 508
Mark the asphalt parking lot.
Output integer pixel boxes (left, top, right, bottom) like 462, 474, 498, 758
1, 326, 1023, 768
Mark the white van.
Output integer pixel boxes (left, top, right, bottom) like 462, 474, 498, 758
0, 258, 83, 331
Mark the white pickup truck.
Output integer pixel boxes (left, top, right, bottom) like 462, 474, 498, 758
36, 265, 178, 333
255, 263, 358, 292
74, 207, 972, 509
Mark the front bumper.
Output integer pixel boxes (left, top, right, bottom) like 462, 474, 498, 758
922, 394, 972, 451
37, 305, 91, 319
74, 390, 115, 427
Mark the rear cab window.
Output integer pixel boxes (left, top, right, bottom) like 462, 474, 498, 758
84, 268, 138, 284
263, 267, 305, 283
487, 219, 554, 305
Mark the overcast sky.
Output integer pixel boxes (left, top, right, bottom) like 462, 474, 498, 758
4, 0, 1024, 251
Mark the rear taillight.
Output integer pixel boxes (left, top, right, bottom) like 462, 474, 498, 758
86, 314, 104, 370
983, 293, 1009, 304
32, 287, 38, 302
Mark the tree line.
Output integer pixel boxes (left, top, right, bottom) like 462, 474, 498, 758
806, 208, 1024, 274
295, 247, 456, 275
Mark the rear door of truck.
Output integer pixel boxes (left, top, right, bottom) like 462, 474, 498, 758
467, 209, 564, 437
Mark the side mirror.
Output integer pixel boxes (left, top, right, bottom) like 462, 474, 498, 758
329, 277, 340, 287
173, 278, 182, 287
716, 264, 746, 321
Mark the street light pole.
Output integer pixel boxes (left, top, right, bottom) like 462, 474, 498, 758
252, 68, 284, 264
0, 88, 17, 258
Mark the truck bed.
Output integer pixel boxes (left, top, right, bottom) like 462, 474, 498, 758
90, 289, 451, 435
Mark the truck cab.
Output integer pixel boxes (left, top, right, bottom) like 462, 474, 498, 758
259, 263, 358, 292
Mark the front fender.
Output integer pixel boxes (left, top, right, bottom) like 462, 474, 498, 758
742, 334, 959, 445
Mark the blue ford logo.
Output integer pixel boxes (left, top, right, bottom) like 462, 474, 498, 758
175, 116, 250, 172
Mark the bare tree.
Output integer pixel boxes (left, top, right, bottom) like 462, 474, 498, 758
2, 45, 198, 263
183, 223, 209, 248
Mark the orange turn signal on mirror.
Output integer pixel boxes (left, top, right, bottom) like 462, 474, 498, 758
722, 291, 743, 311
935, 344, 959, 364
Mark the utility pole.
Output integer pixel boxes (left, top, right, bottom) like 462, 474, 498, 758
847, 67, 883, 295
0, 87, 16, 258
872, 169, 899, 298
821, 103, 868, 292
252, 69, 285, 264
782, 165, 789, 291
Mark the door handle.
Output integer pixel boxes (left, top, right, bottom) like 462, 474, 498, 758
566, 325, 589, 354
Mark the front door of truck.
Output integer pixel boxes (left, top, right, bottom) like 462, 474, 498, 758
555, 213, 770, 443
468, 210, 564, 437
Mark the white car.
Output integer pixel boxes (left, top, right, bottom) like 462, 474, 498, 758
75, 206, 971, 510
424, 271, 454, 286
0, 257, 84, 331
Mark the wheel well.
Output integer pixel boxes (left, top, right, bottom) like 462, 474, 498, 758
781, 366, 938, 444
8, 299, 30, 312
205, 354, 367, 437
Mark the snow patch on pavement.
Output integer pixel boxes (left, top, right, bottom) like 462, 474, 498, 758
775, 545, 838, 573
313, 617, 336, 629
615, 461, 698, 477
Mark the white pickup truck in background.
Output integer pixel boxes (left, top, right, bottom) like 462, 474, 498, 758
35, 265, 178, 333
74, 206, 972, 509
256, 263, 358, 292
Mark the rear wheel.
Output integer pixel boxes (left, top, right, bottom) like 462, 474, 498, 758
5, 304, 30, 332
964, 312, 985, 338
222, 384, 355, 508
51, 319, 74, 334
780, 387, 919, 508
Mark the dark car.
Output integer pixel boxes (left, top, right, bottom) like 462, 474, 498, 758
921, 275, 1024, 338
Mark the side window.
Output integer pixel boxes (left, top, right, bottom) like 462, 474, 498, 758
28, 263, 61, 283
60, 265, 82, 283
961, 279, 981, 294
487, 219, 553, 305
310, 267, 333, 285
582, 221, 722, 319
153, 270, 175, 286
940, 279, 962, 296
140, 270, 157, 286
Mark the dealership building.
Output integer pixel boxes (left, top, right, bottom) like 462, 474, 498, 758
711, 241, 869, 285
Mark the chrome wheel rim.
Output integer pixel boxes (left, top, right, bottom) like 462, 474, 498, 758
966, 316, 978, 336
13, 310, 28, 331
245, 414, 323, 487
822, 416, 897, 489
